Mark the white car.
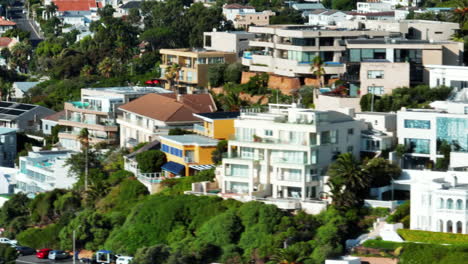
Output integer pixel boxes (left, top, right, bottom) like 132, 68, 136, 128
0, 237, 17, 245
116, 256, 133, 264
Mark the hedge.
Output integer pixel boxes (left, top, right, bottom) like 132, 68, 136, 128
362, 239, 404, 250
397, 229, 468, 245
399, 243, 468, 264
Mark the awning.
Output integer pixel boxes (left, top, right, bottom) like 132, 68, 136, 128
161, 161, 185, 175
189, 164, 215, 171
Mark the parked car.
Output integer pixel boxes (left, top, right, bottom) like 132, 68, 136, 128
16, 246, 36, 256
116, 256, 133, 264
0, 237, 17, 245
36, 248, 53, 259
49, 250, 70, 260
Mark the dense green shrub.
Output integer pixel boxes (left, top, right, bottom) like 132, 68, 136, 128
159, 169, 215, 195
399, 243, 468, 264
17, 224, 62, 249
397, 229, 468, 245
135, 150, 166, 173
387, 201, 410, 227
0, 243, 18, 264
362, 239, 404, 250
96, 178, 149, 214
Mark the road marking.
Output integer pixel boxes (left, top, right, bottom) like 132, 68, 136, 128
16, 260, 46, 264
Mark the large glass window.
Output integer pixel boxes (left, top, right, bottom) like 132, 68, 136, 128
230, 164, 249, 177
291, 38, 316, 46
287, 51, 317, 63
404, 120, 431, 129
404, 138, 430, 154
394, 49, 422, 63
161, 144, 183, 157
436, 117, 468, 152
349, 49, 386, 62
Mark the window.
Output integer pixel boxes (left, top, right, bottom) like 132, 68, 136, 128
404, 138, 430, 154
230, 164, 249, 177
205, 35, 212, 47
404, 120, 431, 129
187, 71, 194, 82
436, 78, 440, 86
330, 130, 338, 144
348, 128, 354, 135
161, 144, 183, 157
465, 107, 468, 114
347, 146, 354, 152
447, 198, 453, 209
367, 70, 384, 79
456, 199, 463, 210
264, 129, 273, 136
321, 131, 331, 144
367, 86, 384, 95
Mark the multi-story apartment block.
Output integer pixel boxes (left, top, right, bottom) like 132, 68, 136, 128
345, 38, 463, 86
426, 65, 468, 90
307, 9, 348, 26
0, 102, 55, 132
356, 2, 393, 13
160, 135, 218, 176
117, 93, 217, 148
15, 150, 76, 194
0, 128, 16, 168
242, 25, 395, 79
203, 30, 255, 58
410, 171, 468, 234
159, 48, 237, 92
192, 112, 240, 140
219, 104, 363, 211
58, 86, 171, 151
397, 101, 468, 169
358, 61, 410, 96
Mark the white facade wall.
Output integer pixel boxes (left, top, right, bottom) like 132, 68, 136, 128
410, 171, 468, 234
220, 105, 363, 204
203, 31, 255, 57
356, 2, 393, 13
222, 7, 256, 22
42, 119, 57, 135
15, 151, 76, 194
308, 12, 347, 26
426, 65, 468, 89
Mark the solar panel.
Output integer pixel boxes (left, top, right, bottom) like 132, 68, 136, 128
3, 109, 25, 116
14, 104, 36, 110
0, 102, 13, 108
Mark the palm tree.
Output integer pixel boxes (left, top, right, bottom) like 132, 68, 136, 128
97, 57, 118, 78
10, 42, 33, 73
310, 56, 326, 98
44, 3, 58, 20
164, 63, 181, 91
453, 0, 468, 31
326, 153, 370, 209
78, 128, 90, 191
271, 247, 308, 264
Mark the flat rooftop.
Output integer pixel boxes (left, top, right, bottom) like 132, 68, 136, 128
347, 38, 448, 45
194, 112, 240, 120
83, 86, 172, 95
160, 135, 219, 146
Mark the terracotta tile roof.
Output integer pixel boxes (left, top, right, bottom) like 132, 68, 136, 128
0, 37, 13, 47
0, 17, 16, 26
53, 0, 101, 11
42, 110, 65, 121
119, 93, 217, 122
224, 4, 255, 9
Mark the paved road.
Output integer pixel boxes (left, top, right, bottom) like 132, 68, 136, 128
16, 255, 74, 264
8, 1, 43, 45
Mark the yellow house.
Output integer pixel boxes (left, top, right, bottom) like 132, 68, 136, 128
192, 112, 240, 140
160, 135, 218, 176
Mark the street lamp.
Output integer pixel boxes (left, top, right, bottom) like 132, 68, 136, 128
73, 225, 81, 264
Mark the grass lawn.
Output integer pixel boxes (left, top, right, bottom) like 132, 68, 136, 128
397, 229, 468, 245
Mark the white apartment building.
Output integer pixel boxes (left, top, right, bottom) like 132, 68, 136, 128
219, 104, 363, 212
397, 101, 468, 169
242, 25, 394, 78
410, 171, 468, 234
426, 65, 468, 90
15, 150, 76, 195
355, 112, 396, 153
308, 10, 347, 26
356, 2, 394, 13
58, 86, 171, 151
203, 30, 255, 57
222, 4, 256, 22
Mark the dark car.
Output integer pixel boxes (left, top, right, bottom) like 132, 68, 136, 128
49, 250, 70, 260
16, 246, 36, 256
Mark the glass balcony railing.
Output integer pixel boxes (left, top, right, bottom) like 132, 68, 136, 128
193, 124, 206, 134
229, 135, 308, 146
70, 101, 104, 112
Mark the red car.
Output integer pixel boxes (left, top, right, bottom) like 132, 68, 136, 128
36, 248, 52, 259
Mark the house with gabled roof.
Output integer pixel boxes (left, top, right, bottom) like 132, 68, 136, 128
117, 93, 217, 148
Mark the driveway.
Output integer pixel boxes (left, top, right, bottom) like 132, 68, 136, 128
16, 255, 74, 264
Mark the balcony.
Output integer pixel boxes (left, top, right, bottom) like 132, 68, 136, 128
137, 172, 165, 184
59, 116, 118, 131
229, 135, 309, 146
193, 124, 206, 134
65, 102, 109, 114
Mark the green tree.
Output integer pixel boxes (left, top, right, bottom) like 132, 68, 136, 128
271, 247, 308, 264
0, 242, 19, 263
363, 157, 401, 188
224, 63, 243, 83
327, 153, 370, 209
133, 244, 171, 264
310, 56, 325, 98
0, 193, 30, 231
211, 140, 227, 164
9, 41, 33, 73
208, 63, 227, 87
135, 150, 166, 173
270, 8, 304, 24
